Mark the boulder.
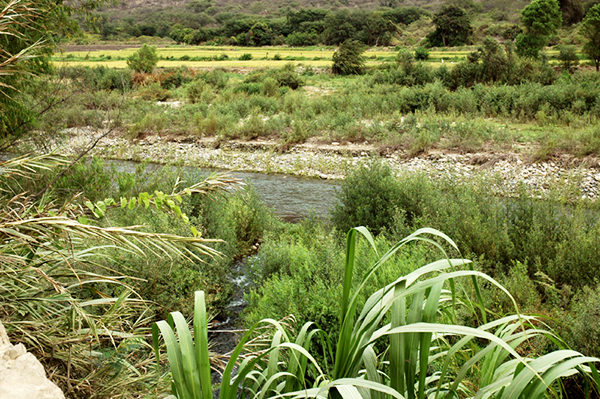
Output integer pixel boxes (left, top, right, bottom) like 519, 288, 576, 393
0, 321, 65, 399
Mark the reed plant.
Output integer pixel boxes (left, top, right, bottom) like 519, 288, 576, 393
0, 154, 239, 397
154, 227, 600, 399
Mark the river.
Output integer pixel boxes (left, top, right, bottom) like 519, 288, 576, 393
108, 159, 341, 222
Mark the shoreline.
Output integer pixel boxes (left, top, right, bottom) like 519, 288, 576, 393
53, 128, 600, 200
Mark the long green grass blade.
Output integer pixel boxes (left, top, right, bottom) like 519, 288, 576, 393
170, 312, 202, 399
194, 292, 213, 399
154, 320, 192, 399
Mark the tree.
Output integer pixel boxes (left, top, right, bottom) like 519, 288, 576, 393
126, 44, 159, 73
426, 5, 472, 47
332, 40, 366, 75
414, 46, 430, 60
516, 0, 562, 58
248, 22, 272, 46
581, 3, 600, 71
557, 44, 579, 72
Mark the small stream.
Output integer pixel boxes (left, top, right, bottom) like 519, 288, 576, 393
107, 159, 342, 363
108, 159, 341, 222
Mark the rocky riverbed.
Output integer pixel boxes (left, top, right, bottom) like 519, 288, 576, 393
53, 127, 600, 200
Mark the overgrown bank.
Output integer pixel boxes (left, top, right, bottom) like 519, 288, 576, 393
245, 161, 600, 363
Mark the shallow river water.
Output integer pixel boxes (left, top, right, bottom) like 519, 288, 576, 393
108, 159, 341, 222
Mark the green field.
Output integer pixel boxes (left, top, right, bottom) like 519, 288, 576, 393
53, 45, 478, 68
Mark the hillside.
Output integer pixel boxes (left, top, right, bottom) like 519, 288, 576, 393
106, 0, 528, 15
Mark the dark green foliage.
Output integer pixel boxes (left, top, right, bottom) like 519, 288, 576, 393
332, 40, 366, 75
239, 53, 253, 60
558, 44, 580, 72
381, 7, 430, 25
516, 0, 562, 58
285, 31, 319, 46
243, 65, 305, 90
332, 160, 405, 235
581, 4, 600, 71
333, 165, 600, 291
566, 284, 600, 356
426, 5, 472, 47
414, 46, 430, 60
248, 22, 272, 46
126, 44, 159, 73
560, 0, 585, 24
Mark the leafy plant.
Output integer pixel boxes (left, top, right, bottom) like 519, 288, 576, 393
581, 4, 600, 71
516, 0, 562, 58
332, 40, 366, 75
127, 44, 159, 73
0, 154, 238, 397
557, 45, 579, 72
155, 227, 600, 399
414, 46, 429, 61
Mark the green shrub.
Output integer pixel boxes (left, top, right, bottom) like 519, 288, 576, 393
126, 44, 159, 73
129, 112, 169, 137
332, 39, 366, 75
239, 53, 253, 60
558, 44, 579, 72
136, 82, 171, 101
261, 77, 278, 96
414, 46, 429, 60
565, 284, 600, 356
187, 79, 209, 104
334, 165, 600, 291
332, 160, 406, 236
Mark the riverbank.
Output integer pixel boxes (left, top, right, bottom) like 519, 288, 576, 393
53, 127, 600, 200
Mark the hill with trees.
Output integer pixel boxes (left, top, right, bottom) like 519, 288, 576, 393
81, 0, 599, 50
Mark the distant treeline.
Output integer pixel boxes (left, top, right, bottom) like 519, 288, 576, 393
95, 7, 429, 46
90, 0, 600, 47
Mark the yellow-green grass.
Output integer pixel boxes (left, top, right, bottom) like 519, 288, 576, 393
56, 45, 470, 61
52, 58, 412, 69
54, 45, 566, 69
53, 59, 340, 68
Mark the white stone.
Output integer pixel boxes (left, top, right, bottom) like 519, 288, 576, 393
0, 321, 65, 399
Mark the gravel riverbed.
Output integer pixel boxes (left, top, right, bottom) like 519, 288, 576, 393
54, 128, 600, 201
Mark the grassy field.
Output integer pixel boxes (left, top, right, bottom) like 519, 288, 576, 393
53, 45, 478, 68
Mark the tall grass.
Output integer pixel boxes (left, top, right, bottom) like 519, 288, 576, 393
154, 227, 600, 399
39, 65, 600, 158
0, 154, 241, 398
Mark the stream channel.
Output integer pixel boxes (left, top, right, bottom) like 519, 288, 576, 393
109, 159, 341, 221
109, 160, 341, 366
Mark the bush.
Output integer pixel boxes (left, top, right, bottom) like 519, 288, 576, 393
558, 45, 579, 72
332, 39, 366, 75
239, 53, 253, 60
186, 79, 208, 104
332, 160, 406, 236
136, 82, 171, 101
414, 46, 429, 60
126, 44, 159, 73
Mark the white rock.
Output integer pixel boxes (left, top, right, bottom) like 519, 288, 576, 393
0, 321, 65, 399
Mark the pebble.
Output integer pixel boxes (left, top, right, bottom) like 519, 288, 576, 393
52, 128, 600, 201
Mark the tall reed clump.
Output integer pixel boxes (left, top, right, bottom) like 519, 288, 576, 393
0, 154, 239, 398
153, 227, 600, 399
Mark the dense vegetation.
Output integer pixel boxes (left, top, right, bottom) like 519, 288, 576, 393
81, 0, 598, 51
4, 0, 600, 397
31, 54, 600, 160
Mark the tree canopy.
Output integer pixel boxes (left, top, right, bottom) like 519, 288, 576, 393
581, 3, 600, 71
516, 0, 562, 58
426, 5, 472, 47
